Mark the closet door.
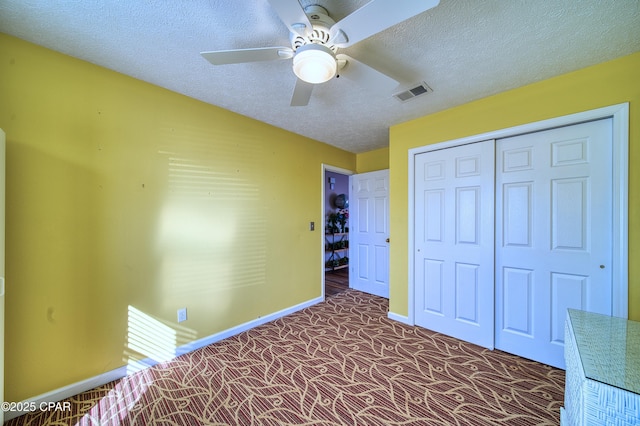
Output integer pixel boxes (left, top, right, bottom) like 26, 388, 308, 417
495, 119, 613, 369
414, 141, 495, 349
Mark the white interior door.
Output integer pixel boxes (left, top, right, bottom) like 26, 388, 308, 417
350, 169, 390, 298
495, 119, 613, 369
0, 129, 5, 424
414, 141, 495, 349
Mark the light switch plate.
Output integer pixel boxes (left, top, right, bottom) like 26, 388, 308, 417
177, 308, 187, 322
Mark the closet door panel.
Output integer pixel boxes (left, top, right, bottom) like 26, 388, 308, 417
495, 119, 613, 369
414, 140, 495, 349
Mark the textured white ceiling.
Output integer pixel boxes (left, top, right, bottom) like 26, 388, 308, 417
1, 0, 639, 153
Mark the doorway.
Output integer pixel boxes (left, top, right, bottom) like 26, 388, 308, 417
323, 167, 351, 297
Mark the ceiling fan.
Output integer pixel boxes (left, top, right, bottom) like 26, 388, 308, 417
201, 0, 440, 106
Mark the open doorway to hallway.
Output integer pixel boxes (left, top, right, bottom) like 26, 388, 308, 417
324, 169, 350, 297
325, 268, 348, 297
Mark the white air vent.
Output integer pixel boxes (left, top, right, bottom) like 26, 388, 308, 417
393, 82, 432, 102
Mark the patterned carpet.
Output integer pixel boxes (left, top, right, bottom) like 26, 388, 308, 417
7, 290, 565, 425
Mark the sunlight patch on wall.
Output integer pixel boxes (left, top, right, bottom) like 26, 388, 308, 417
124, 306, 196, 375
158, 203, 236, 249
155, 152, 268, 298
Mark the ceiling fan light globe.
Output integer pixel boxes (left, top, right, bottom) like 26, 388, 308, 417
292, 44, 337, 84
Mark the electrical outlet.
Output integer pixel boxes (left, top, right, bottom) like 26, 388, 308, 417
177, 308, 187, 323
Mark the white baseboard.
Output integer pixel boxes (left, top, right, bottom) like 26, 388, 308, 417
387, 311, 413, 326
4, 295, 324, 422
3, 367, 127, 421
174, 295, 323, 356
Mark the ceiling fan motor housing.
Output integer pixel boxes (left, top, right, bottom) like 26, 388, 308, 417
290, 5, 337, 53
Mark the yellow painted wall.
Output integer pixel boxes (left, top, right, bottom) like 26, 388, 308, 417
356, 147, 389, 173
0, 34, 355, 401
389, 52, 640, 320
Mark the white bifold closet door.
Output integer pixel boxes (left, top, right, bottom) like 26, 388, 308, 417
414, 141, 496, 349
414, 118, 613, 368
495, 119, 612, 368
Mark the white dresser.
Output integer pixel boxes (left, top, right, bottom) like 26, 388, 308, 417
562, 309, 640, 425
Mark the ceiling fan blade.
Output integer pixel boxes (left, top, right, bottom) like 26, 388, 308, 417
336, 54, 399, 92
290, 78, 314, 106
267, 0, 312, 37
329, 0, 440, 47
201, 47, 293, 65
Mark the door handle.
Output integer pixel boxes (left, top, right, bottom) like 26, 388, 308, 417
386, 238, 390, 243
